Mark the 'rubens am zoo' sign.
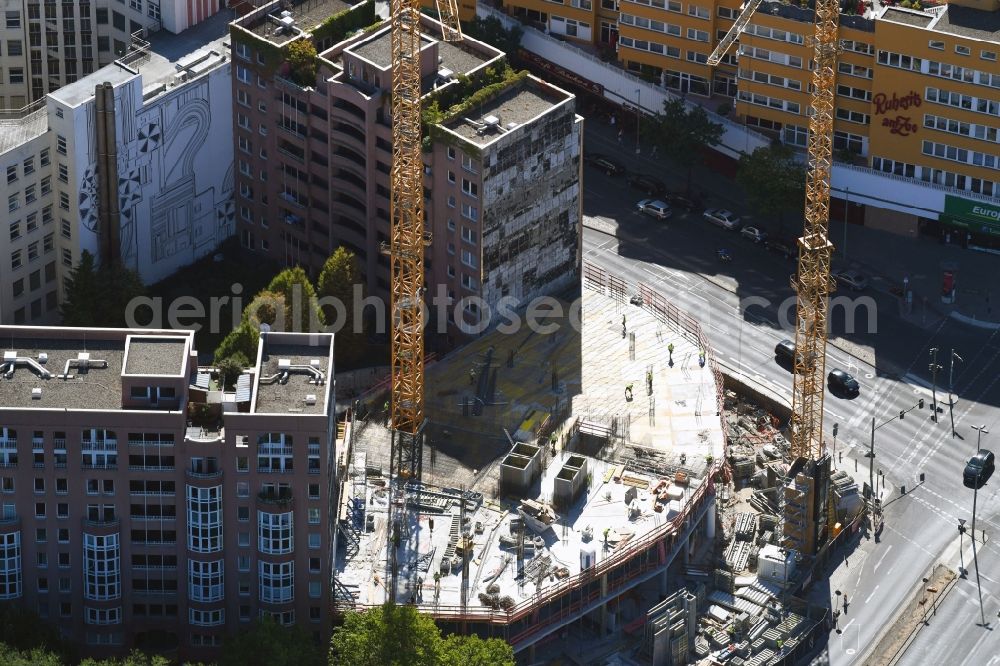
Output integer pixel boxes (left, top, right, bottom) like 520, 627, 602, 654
873, 91, 921, 136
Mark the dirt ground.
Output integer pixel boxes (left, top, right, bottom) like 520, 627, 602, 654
862, 563, 957, 666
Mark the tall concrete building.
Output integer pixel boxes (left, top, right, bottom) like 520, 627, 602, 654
230, 1, 582, 337
0, 0, 228, 108
0, 325, 338, 658
0, 13, 235, 325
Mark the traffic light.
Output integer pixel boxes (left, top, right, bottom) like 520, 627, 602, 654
918, 398, 925, 409
833, 423, 839, 437
900, 410, 905, 420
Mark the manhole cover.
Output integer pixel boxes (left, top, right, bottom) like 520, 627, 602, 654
846, 649, 856, 655
865, 373, 874, 379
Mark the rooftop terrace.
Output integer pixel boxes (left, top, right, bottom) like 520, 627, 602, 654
442, 79, 569, 147
240, 0, 354, 41
347, 24, 492, 76
0, 108, 47, 156
931, 4, 1000, 40
252, 339, 333, 414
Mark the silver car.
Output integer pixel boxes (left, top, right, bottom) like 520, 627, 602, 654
703, 208, 742, 230
832, 269, 869, 291
637, 199, 672, 220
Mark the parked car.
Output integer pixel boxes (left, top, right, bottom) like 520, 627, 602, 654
827, 368, 860, 397
964, 449, 996, 489
585, 153, 626, 176
741, 226, 768, 243
627, 173, 667, 196
663, 191, 702, 212
703, 208, 742, 230
832, 269, 869, 291
765, 236, 797, 260
636, 199, 672, 220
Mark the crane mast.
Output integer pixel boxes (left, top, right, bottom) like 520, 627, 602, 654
386, 0, 461, 602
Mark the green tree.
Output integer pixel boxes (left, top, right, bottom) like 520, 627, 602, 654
330, 603, 441, 666
218, 616, 323, 666
265, 267, 322, 332
317, 247, 365, 365
0, 644, 64, 666
735, 143, 807, 236
0, 605, 73, 663
61, 250, 146, 327
286, 39, 318, 87
79, 650, 171, 666
440, 634, 515, 666
244, 290, 286, 331
216, 352, 249, 389
641, 99, 724, 193
214, 319, 260, 362
463, 16, 522, 56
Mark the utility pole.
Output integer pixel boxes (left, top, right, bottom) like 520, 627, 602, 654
949, 350, 962, 438
869, 417, 876, 504
972, 424, 989, 457
958, 518, 967, 578
972, 482, 986, 627
929, 348, 942, 422
635, 88, 641, 155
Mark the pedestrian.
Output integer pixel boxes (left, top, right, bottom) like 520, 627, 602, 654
618, 128, 624, 144
469, 368, 476, 385
625, 383, 634, 401
610, 113, 616, 127
651, 145, 658, 158
667, 342, 674, 355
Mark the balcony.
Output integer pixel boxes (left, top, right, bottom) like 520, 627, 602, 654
83, 517, 120, 529
82, 463, 118, 470
257, 489, 293, 507
130, 515, 177, 522
0, 515, 20, 528
186, 468, 223, 481
81, 439, 118, 451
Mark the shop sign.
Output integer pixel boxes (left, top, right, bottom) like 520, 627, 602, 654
943, 195, 1000, 237
873, 91, 921, 136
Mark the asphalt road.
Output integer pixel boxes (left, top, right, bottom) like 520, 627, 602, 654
579, 145, 1000, 664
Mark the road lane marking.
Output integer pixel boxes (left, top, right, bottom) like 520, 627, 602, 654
864, 585, 880, 604
873, 545, 893, 571
842, 618, 856, 632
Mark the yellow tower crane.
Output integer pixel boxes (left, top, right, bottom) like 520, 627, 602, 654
708, 0, 839, 553
385, 0, 462, 601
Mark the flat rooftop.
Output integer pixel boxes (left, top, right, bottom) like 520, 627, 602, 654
253, 342, 332, 414
124, 337, 189, 376
443, 81, 567, 146
348, 27, 490, 76
49, 10, 233, 108
881, 6, 934, 27
0, 109, 47, 155
243, 0, 353, 40
931, 4, 1000, 40
0, 338, 126, 410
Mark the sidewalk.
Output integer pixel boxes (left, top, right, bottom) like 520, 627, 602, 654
583, 119, 1000, 329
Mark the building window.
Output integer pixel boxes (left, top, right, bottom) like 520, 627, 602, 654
85, 607, 121, 625
461, 179, 478, 198
0, 532, 21, 600
190, 608, 225, 626
929, 40, 944, 51
186, 485, 222, 553
687, 4, 709, 18
258, 511, 293, 554
56, 136, 66, 155
82, 533, 120, 601
259, 561, 294, 603
956, 45, 970, 56
983, 51, 998, 62
461, 203, 478, 221
6, 166, 17, 185
188, 559, 224, 602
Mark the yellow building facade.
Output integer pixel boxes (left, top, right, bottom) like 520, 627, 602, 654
503, 0, 1000, 209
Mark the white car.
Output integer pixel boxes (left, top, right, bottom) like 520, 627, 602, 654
741, 226, 768, 243
637, 199, 672, 220
703, 208, 742, 230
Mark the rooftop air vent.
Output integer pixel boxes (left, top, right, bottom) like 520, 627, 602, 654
483, 114, 500, 129
3, 351, 16, 363
38, 353, 47, 364
278, 359, 291, 371
309, 359, 321, 369
437, 67, 454, 81
279, 14, 295, 30
77, 352, 90, 370
506, 122, 518, 130
280, 9, 292, 17
305, 394, 317, 406
31, 388, 42, 399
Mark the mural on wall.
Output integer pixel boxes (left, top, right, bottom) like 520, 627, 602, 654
78, 75, 234, 281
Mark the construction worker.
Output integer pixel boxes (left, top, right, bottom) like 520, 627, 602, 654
699, 348, 706, 367
667, 342, 674, 355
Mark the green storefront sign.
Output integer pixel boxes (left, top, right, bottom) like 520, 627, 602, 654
942, 195, 1000, 237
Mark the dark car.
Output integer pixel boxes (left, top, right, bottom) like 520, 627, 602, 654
964, 449, 995, 489
827, 368, 860, 397
627, 173, 667, 196
585, 153, 626, 176
663, 191, 702, 212
774, 339, 816, 372
766, 237, 797, 260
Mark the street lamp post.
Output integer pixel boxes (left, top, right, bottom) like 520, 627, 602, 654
958, 518, 967, 578
949, 350, 962, 438
635, 88, 641, 155
869, 401, 923, 520
972, 424, 988, 457
929, 348, 942, 422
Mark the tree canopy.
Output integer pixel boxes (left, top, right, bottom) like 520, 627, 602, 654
265, 266, 322, 332
640, 99, 724, 192
213, 319, 260, 363
317, 247, 365, 366
217, 616, 324, 666
330, 604, 514, 666
61, 250, 146, 327
735, 143, 806, 235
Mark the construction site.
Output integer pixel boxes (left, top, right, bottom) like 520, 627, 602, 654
329, 262, 867, 664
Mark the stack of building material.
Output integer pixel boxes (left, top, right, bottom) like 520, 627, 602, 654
734, 512, 758, 541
